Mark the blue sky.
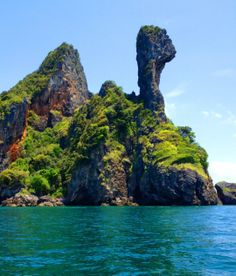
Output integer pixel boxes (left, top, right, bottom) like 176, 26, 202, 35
0, 0, 236, 183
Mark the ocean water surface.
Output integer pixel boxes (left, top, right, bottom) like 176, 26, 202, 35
0, 206, 235, 275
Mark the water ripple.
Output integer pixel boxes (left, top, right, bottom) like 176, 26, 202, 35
0, 206, 236, 275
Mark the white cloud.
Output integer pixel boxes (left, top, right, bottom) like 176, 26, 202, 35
201, 110, 222, 119
211, 111, 222, 119
203, 110, 236, 126
209, 161, 236, 183
166, 88, 184, 98
211, 69, 236, 78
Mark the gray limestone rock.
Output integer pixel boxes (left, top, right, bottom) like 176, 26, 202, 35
1, 193, 39, 207
215, 182, 236, 204
134, 167, 218, 205
136, 26, 176, 119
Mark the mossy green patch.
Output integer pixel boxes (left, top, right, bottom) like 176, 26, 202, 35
140, 25, 161, 35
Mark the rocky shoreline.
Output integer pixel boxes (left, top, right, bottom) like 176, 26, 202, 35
1, 194, 64, 207
0, 194, 141, 207
2, 187, 235, 206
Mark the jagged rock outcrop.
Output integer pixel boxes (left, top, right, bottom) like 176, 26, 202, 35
215, 182, 236, 204
133, 26, 217, 205
1, 194, 64, 207
137, 26, 176, 119
0, 43, 89, 172
31, 43, 89, 119
1, 194, 39, 207
37, 195, 64, 207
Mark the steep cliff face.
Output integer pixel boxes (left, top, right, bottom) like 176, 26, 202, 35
0, 25, 219, 206
0, 43, 89, 201
67, 142, 129, 205
31, 43, 89, 118
137, 26, 176, 120
65, 26, 217, 206
135, 167, 217, 205
0, 99, 28, 171
66, 86, 131, 205
0, 43, 89, 170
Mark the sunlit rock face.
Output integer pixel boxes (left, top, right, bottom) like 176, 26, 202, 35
31, 43, 89, 118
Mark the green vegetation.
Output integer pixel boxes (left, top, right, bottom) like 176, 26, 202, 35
4, 116, 71, 197
0, 78, 210, 197
177, 126, 196, 143
0, 72, 50, 115
67, 85, 139, 162
0, 43, 75, 196
0, 169, 28, 188
66, 83, 209, 182
140, 25, 161, 35
139, 120, 208, 177
30, 174, 50, 196
222, 186, 236, 193
39, 42, 73, 74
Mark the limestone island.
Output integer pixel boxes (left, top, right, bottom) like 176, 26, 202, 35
0, 25, 221, 206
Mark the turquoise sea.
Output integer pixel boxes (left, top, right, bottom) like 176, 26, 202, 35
0, 206, 235, 275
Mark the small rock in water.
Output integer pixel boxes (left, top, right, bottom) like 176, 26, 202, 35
215, 182, 236, 205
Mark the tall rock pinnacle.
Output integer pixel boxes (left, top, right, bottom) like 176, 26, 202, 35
0, 43, 89, 170
136, 26, 176, 117
31, 43, 89, 117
